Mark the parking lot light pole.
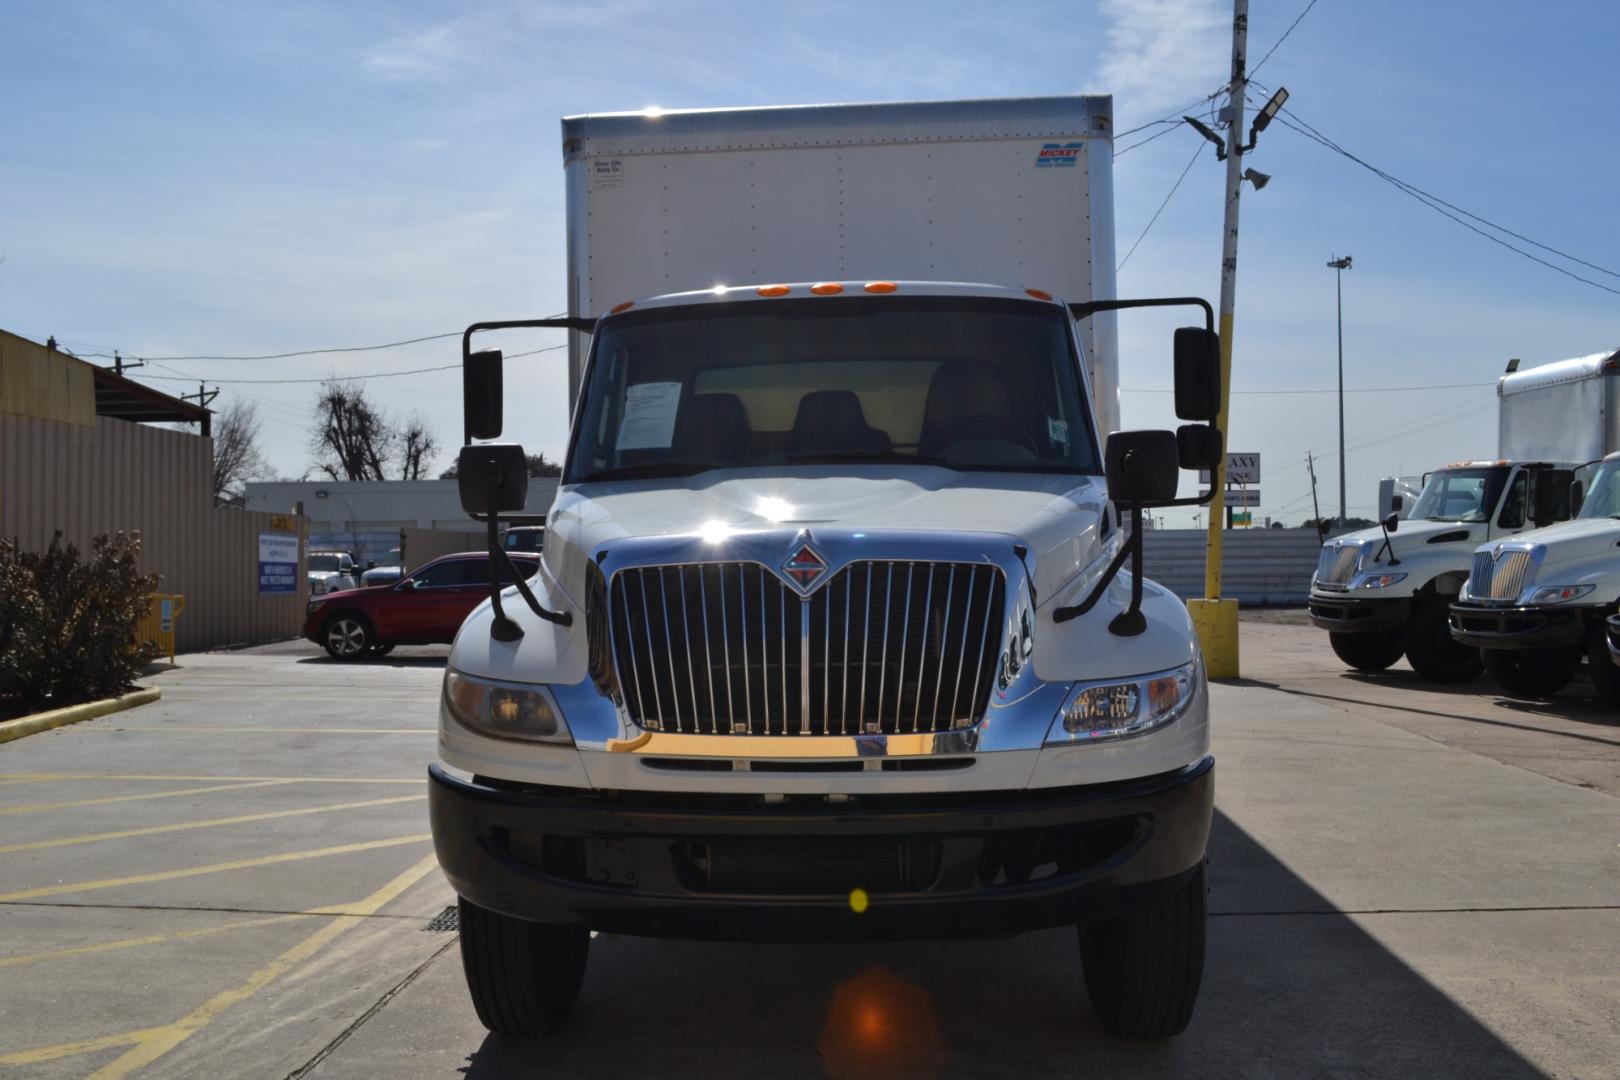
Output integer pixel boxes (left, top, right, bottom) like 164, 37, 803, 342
1328, 254, 1352, 527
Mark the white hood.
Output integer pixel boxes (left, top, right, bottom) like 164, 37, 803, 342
544, 467, 1109, 607
1498, 516, 1620, 579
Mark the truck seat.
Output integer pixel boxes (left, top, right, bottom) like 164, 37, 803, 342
672, 392, 751, 465
788, 390, 891, 456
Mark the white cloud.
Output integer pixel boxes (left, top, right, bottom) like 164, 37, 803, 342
1097, 0, 1229, 120
362, 21, 466, 80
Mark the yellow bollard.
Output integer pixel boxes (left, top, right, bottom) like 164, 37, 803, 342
1186, 598, 1239, 679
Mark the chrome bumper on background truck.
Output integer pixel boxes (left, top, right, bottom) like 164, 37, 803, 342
1307, 592, 1410, 634
1448, 601, 1603, 650
428, 757, 1214, 943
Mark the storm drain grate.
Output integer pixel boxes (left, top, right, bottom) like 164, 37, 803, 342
423, 905, 459, 932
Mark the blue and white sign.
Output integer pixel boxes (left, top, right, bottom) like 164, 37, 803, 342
258, 532, 299, 594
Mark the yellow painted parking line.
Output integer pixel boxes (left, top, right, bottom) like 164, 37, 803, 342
0, 834, 433, 902
0, 772, 421, 784
0, 914, 307, 970
0, 1026, 163, 1067
108, 726, 434, 734
85, 853, 442, 1080
0, 779, 298, 816
0, 795, 426, 854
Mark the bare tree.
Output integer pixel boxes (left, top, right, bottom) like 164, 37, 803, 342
212, 400, 269, 505
440, 451, 559, 480
310, 382, 392, 482
398, 412, 438, 480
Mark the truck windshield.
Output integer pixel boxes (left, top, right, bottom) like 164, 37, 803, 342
308, 555, 341, 572
1576, 459, 1620, 518
565, 296, 1099, 483
1408, 467, 1510, 522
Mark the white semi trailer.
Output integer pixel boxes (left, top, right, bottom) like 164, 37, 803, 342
1450, 350, 1620, 701
429, 97, 1226, 1040
1308, 351, 1613, 682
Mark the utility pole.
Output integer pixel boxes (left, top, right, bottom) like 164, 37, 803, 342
1328, 254, 1353, 526
1307, 451, 1324, 537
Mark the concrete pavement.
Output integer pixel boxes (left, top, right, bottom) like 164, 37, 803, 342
0, 623, 1615, 1078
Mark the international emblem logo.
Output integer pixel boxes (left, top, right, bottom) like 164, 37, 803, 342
783, 543, 828, 593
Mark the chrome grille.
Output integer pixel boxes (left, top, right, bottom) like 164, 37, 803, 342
608, 561, 1005, 735
1472, 549, 1534, 602
1316, 544, 1361, 588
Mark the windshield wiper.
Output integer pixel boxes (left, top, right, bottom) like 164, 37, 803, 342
577, 461, 714, 482
783, 451, 948, 466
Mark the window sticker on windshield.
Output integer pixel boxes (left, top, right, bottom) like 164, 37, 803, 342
1047, 416, 1069, 445
615, 382, 682, 450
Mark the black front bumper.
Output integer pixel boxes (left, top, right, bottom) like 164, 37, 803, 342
1307, 592, 1410, 634
1448, 601, 1598, 650
428, 757, 1214, 943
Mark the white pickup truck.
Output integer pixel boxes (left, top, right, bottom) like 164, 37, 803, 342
426, 98, 1226, 1042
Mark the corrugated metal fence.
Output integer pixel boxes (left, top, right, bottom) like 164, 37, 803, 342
1142, 528, 1339, 605
1, 410, 309, 651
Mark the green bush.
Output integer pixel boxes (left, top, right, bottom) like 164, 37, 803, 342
0, 532, 159, 720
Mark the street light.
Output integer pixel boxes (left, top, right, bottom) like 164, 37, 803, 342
1327, 254, 1353, 526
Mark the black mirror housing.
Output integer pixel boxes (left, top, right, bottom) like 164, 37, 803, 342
1571, 480, 1585, 516
1382, 512, 1400, 533
1532, 468, 1574, 527
1390, 494, 1404, 513
1106, 430, 1181, 505
1173, 327, 1221, 421
1175, 424, 1222, 471
457, 443, 529, 516
464, 349, 505, 441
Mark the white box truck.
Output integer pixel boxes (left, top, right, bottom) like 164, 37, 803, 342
429, 97, 1225, 1040
1307, 352, 1610, 682
1449, 350, 1620, 701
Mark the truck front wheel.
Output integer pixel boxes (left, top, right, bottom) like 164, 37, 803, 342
457, 897, 590, 1036
1402, 599, 1483, 684
1585, 632, 1620, 706
1482, 648, 1577, 700
1079, 861, 1206, 1039
1329, 631, 1405, 673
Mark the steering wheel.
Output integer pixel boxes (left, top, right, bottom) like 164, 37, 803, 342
934, 414, 1039, 455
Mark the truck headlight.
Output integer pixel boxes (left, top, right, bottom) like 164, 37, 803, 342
1046, 660, 1201, 744
1357, 572, 1407, 588
1526, 584, 1594, 604
443, 670, 572, 744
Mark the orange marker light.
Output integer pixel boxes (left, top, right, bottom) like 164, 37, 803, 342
757, 284, 791, 297
610, 300, 635, 314
863, 281, 898, 294
810, 282, 845, 295
1025, 288, 1054, 301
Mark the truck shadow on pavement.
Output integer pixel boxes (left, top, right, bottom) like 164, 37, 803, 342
457, 810, 1543, 1079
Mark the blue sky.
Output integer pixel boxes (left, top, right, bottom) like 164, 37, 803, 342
4, 0, 1618, 523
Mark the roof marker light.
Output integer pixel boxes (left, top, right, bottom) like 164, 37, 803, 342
1025, 288, 1054, 301
757, 284, 791, 297
863, 281, 898, 294
610, 301, 634, 314
810, 282, 844, 295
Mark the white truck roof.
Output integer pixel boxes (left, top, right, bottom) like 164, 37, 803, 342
559, 96, 1120, 432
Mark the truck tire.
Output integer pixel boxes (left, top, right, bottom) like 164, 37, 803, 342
458, 897, 589, 1037
1079, 861, 1206, 1039
1585, 631, 1620, 706
1482, 648, 1577, 700
1402, 600, 1483, 684
320, 613, 373, 661
1328, 632, 1405, 673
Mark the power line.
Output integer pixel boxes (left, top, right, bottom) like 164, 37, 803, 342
1272, 108, 1620, 297
1114, 123, 1182, 158
1112, 84, 1232, 143
129, 344, 567, 385
1117, 142, 1204, 271
1250, 0, 1323, 76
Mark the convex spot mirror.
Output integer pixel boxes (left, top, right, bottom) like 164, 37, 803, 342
1173, 327, 1221, 422
1382, 512, 1400, 533
457, 443, 529, 516
1106, 430, 1181, 505
464, 349, 504, 441
1176, 424, 1222, 471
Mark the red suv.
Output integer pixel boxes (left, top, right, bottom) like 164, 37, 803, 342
303, 551, 540, 660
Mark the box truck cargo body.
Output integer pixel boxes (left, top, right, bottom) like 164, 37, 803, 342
560, 97, 1121, 434
420, 96, 1227, 1042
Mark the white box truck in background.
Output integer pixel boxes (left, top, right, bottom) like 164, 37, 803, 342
429, 97, 1227, 1041
1310, 351, 1611, 683
1450, 349, 1620, 702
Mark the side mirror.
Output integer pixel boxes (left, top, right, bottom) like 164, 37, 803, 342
1173, 327, 1221, 421
1175, 424, 1222, 470
1571, 480, 1585, 516
464, 349, 505, 441
1390, 494, 1404, 513
1532, 468, 1574, 527
457, 443, 529, 516
1382, 512, 1400, 534
1105, 430, 1180, 505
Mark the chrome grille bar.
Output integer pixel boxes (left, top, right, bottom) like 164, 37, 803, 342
1471, 551, 1494, 602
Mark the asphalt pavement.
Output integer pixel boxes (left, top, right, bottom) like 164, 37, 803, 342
0, 620, 1615, 1078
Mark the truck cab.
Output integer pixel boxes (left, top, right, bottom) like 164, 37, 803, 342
1308, 460, 1576, 682
1451, 450, 1620, 703
430, 280, 1225, 1041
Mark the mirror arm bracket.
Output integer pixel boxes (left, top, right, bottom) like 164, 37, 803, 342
482, 481, 571, 641
1054, 491, 1213, 630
